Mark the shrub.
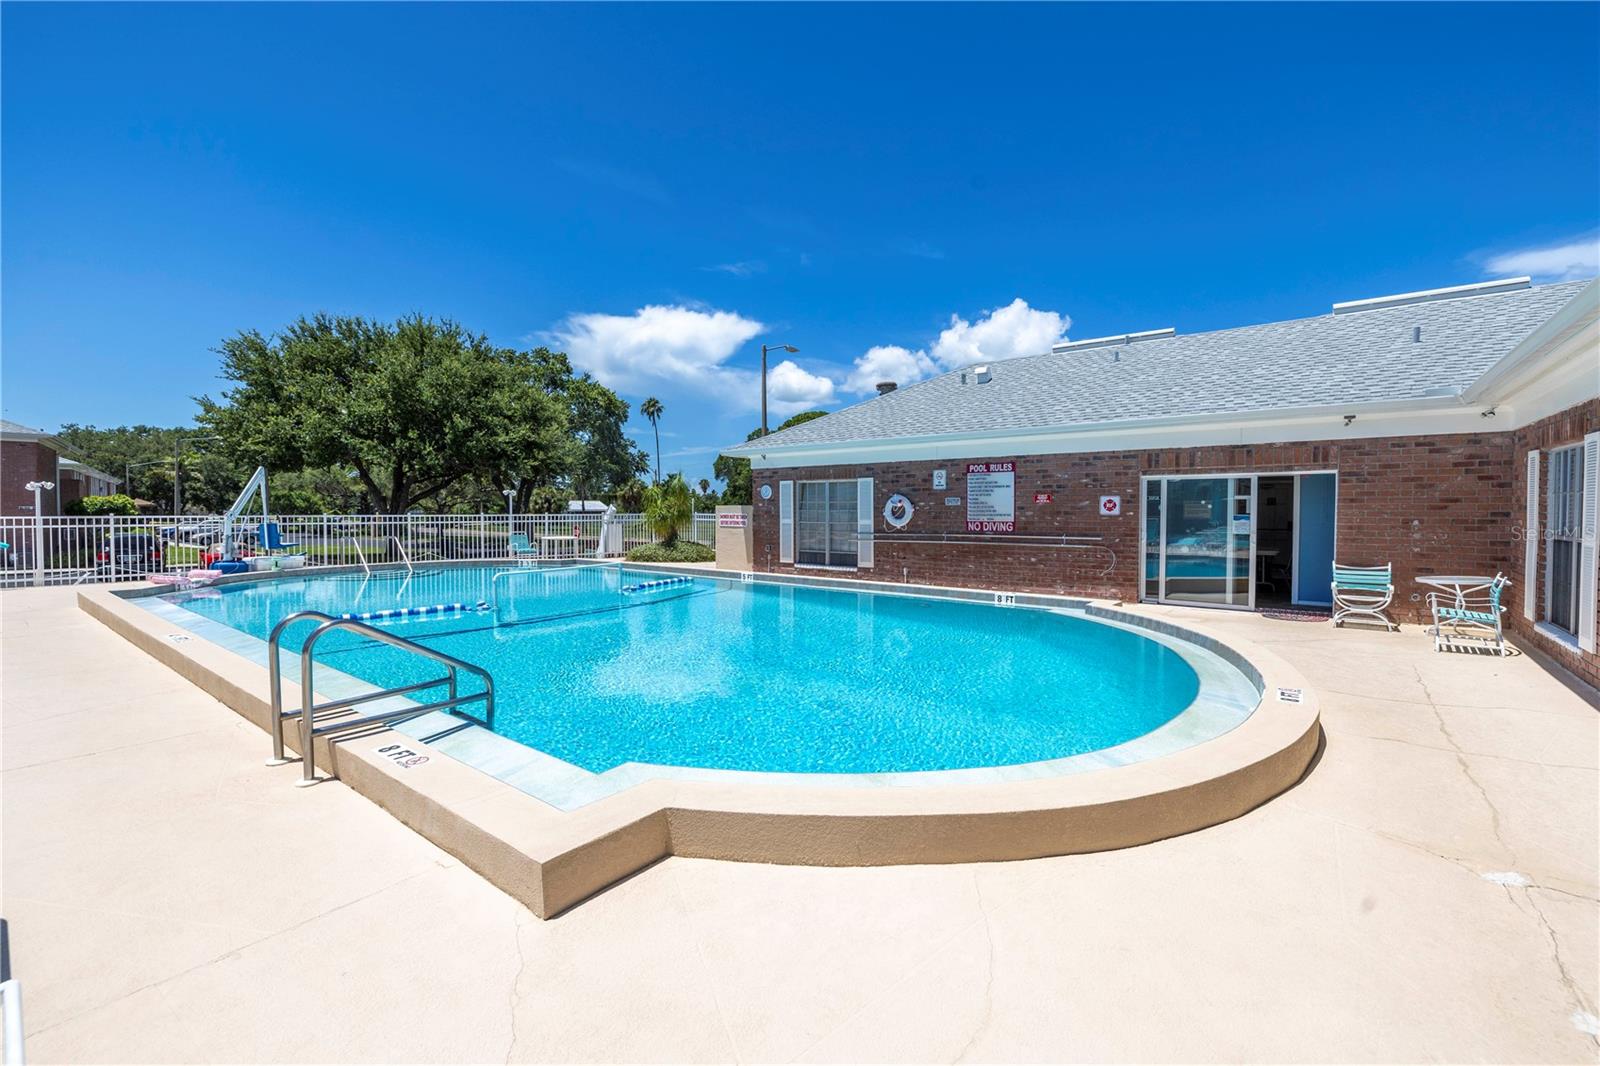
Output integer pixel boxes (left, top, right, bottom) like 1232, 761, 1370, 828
624, 541, 714, 563
643, 474, 693, 547
65, 493, 140, 516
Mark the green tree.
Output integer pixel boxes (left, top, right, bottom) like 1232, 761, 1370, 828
643, 473, 693, 547
613, 477, 649, 513
640, 397, 664, 484
711, 410, 829, 505
199, 314, 565, 514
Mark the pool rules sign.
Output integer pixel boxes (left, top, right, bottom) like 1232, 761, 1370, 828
965, 461, 1016, 532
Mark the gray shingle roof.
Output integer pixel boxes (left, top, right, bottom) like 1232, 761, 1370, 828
727, 278, 1593, 455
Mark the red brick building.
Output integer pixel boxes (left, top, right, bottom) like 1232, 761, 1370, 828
724, 277, 1600, 688
1, 420, 121, 515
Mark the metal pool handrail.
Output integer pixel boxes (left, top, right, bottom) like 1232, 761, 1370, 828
265, 609, 495, 785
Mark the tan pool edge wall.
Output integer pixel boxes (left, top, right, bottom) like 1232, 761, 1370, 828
78, 586, 1321, 918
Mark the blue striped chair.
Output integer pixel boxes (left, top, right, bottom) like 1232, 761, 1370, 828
1428, 574, 1510, 656
1331, 563, 1396, 631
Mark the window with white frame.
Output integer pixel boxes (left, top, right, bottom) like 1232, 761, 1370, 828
795, 480, 858, 567
1546, 444, 1585, 635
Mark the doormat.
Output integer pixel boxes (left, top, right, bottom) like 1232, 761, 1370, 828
1258, 608, 1331, 622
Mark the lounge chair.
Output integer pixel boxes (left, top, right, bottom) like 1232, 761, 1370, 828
1428, 573, 1510, 656
508, 533, 538, 565
1331, 562, 1396, 631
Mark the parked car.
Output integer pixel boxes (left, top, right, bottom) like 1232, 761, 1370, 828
98, 533, 166, 575
159, 520, 223, 543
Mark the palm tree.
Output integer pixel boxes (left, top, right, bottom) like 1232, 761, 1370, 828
697, 478, 711, 496
640, 397, 663, 484
643, 474, 693, 547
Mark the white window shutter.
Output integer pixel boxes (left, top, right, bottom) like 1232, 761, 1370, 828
1524, 450, 1540, 621
1579, 432, 1599, 653
856, 477, 874, 568
778, 480, 794, 564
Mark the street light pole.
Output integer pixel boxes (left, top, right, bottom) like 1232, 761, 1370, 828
24, 480, 54, 587
173, 435, 222, 515
759, 343, 800, 435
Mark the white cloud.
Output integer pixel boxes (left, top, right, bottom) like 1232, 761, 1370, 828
841, 299, 1071, 395
844, 345, 938, 394
551, 304, 765, 394
766, 358, 837, 414
929, 298, 1071, 370
1483, 236, 1599, 282
703, 260, 767, 277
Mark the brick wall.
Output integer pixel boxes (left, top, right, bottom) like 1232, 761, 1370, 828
1509, 399, 1600, 690
1, 441, 60, 515
751, 430, 1524, 625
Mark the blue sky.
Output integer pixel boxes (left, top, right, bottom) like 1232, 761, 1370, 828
3, 2, 1597, 488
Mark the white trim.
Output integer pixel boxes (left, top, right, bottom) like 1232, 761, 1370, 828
1524, 450, 1540, 622
1534, 620, 1583, 653
743, 399, 1506, 468
1579, 431, 1598, 654
1462, 278, 1599, 404
855, 477, 874, 568
777, 480, 794, 564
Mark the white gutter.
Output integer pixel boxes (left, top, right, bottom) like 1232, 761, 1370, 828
727, 391, 1473, 461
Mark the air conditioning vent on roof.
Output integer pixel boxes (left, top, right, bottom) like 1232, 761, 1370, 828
1332, 277, 1531, 315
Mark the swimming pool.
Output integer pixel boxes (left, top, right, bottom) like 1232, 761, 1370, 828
147, 563, 1253, 778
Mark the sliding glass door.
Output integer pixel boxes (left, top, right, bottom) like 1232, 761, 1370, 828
1145, 476, 1256, 609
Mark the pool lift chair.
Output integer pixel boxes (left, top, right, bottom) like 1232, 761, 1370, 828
1427, 573, 1510, 656
1330, 562, 1396, 631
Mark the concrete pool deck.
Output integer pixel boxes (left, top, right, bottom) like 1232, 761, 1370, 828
3, 585, 1597, 1062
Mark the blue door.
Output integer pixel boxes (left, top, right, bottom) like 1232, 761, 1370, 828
1294, 474, 1337, 606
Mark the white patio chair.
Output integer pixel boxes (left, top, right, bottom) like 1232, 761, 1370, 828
1331, 562, 1396, 631
1428, 573, 1510, 656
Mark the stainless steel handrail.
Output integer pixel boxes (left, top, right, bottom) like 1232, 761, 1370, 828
391, 535, 414, 574
351, 536, 370, 575
264, 609, 495, 785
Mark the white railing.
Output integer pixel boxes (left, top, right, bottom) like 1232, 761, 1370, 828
0, 512, 717, 589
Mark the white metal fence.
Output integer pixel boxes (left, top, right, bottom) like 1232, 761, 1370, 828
0, 511, 721, 589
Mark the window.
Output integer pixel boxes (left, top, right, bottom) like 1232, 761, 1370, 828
795, 480, 858, 567
1546, 445, 1585, 635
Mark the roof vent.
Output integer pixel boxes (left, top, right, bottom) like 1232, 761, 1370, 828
958, 366, 992, 385
1332, 277, 1531, 315
875, 381, 897, 395
1052, 327, 1175, 354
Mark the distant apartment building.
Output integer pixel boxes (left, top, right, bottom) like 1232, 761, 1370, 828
1, 419, 121, 514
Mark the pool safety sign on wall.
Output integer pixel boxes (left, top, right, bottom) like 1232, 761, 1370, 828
932, 469, 948, 490
1099, 495, 1121, 516
717, 512, 748, 528
966, 461, 1016, 532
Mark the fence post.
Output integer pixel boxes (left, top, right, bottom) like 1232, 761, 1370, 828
31, 512, 44, 588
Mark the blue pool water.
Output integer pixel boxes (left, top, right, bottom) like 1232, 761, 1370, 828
160, 565, 1204, 775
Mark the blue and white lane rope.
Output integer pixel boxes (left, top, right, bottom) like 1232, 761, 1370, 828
340, 601, 490, 621
621, 577, 694, 594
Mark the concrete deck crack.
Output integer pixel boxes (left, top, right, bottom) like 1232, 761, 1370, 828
1509, 886, 1599, 1047
953, 874, 996, 1065
503, 906, 533, 1063
1413, 666, 1518, 867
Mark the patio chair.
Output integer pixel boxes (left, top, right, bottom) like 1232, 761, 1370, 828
1331, 562, 1396, 631
1428, 573, 1510, 656
508, 533, 538, 565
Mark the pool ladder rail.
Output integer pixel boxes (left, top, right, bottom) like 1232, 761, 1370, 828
265, 609, 495, 787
